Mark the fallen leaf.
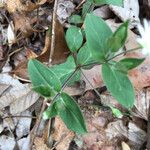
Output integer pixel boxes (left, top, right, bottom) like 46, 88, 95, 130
57, 0, 75, 23
109, 0, 140, 27
37, 19, 70, 64
0, 74, 40, 114
93, 6, 114, 19
13, 13, 36, 36
128, 122, 146, 146
18, 136, 30, 150
105, 120, 128, 140
6, 0, 48, 13
0, 135, 16, 150
16, 111, 32, 139
34, 136, 50, 150
52, 117, 75, 150
13, 19, 70, 80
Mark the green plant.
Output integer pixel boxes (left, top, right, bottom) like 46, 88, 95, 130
28, 0, 144, 134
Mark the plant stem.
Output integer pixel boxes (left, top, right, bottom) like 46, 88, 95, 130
46, 67, 79, 148
61, 67, 79, 91
107, 46, 142, 61
81, 46, 142, 68
52, 67, 79, 102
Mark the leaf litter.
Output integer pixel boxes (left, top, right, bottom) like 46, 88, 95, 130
0, 0, 150, 149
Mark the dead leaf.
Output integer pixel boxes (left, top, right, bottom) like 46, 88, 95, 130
0, 74, 40, 114
16, 111, 32, 139
134, 88, 150, 120
3, 117, 15, 131
0, 84, 10, 96
57, 0, 75, 23
93, 6, 114, 19
13, 13, 36, 36
34, 136, 50, 150
9, 85, 40, 115
13, 19, 69, 80
105, 120, 128, 140
52, 117, 75, 150
0, 135, 16, 150
37, 19, 70, 64
109, 0, 140, 27
128, 122, 146, 146
18, 136, 30, 150
6, 0, 48, 13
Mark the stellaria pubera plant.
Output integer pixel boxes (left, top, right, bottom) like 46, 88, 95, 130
28, 0, 145, 134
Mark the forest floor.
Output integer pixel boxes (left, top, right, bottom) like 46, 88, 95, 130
0, 0, 150, 149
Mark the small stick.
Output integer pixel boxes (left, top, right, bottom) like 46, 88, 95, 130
3, 115, 37, 119
75, 0, 86, 10
49, 0, 59, 64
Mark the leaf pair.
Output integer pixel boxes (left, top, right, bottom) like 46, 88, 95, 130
43, 92, 87, 134
28, 59, 87, 134
83, 13, 145, 108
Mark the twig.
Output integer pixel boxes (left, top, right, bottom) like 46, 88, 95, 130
107, 46, 142, 61
3, 115, 37, 119
49, 0, 59, 64
82, 46, 142, 68
75, 0, 86, 10
30, 99, 47, 149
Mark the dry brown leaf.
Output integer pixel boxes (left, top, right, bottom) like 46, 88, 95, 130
34, 137, 51, 150
13, 13, 36, 36
52, 117, 75, 150
12, 60, 29, 81
134, 87, 150, 120
37, 19, 70, 64
13, 19, 69, 80
6, 0, 48, 13
0, 74, 40, 114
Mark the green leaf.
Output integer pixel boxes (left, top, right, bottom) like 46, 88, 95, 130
115, 58, 145, 73
43, 102, 58, 119
85, 14, 112, 62
66, 26, 83, 52
82, 0, 94, 17
68, 15, 83, 24
102, 63, 134, 108
55, 93, 87, 134
28, 59, 61, 96
94, 0, 123, 6
51, 56, 80, 84
107, 21, 129, 53
32, 85, 55, 98
77, 44, 97, 68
